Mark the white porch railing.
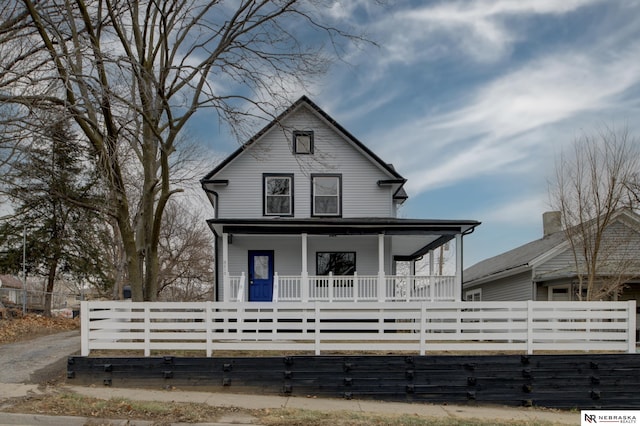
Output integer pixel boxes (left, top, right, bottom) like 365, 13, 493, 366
81, 300, 636, 357
228, 274, 457, 302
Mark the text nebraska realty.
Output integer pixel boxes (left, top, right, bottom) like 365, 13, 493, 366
585, 413, 637, 424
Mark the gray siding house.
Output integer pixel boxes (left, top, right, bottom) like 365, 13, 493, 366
463, 209, 640, 303
201, 96, 480, 302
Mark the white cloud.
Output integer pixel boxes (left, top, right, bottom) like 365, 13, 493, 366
378, 37, 640, 196
380, 0, 603, 65
473, 193, 549, 227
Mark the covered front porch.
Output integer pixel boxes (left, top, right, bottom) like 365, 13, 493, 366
208, 218, 480, 303
228, 272, 457, 302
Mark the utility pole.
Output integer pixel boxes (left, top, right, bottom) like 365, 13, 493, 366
22, 224, 26, 315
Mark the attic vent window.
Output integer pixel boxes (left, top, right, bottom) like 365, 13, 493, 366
293, 131, 314, 154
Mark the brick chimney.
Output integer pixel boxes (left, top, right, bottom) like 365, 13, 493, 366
542, 211, 562, 237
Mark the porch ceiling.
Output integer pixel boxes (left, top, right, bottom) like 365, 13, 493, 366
206, 217, 480, 261
207, 217, 479, 235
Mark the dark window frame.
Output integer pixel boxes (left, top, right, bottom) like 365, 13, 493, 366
293, 130, 314, 154
316, 251, 356, 276
316, 251, 356, 287
311, 174, 342, 217
263, 173, 294, 217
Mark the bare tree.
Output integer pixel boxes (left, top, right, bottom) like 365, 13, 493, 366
157, 201, 214, 301
0, 1, 366, 300
549, 127, 640, 300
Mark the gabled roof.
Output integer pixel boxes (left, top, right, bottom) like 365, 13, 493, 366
0, 274, 23, 289
463, 230, 566, 284
201, 95, 406, 186
464, 209, 640, 285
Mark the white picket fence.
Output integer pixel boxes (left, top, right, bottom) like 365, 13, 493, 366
81, 300, 637, 357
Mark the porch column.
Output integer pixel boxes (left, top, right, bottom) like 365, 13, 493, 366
455, 233, 462, 301
429, 250, 435, 276
222, 232, 230, 302
301, 233, 309, 302
378, 233, 385, 302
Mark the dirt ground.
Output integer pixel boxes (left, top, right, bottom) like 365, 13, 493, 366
0, 314, 79, 344
0, 315, 80, 384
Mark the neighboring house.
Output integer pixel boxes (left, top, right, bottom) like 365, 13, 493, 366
463, 209, 640, 303
201, 96, 480, 302
0, 274, 23, 305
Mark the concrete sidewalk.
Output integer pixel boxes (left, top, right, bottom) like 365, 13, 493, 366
0, 382, 580, 425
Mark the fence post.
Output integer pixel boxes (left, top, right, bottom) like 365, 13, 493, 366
144, 304, 151, 357
526, 300, 534, 355
628, 300, 637, 353
419, 301, 426, 355
80, 301, 90, 356
206, 301, 213, 357
314, 302, 321, 355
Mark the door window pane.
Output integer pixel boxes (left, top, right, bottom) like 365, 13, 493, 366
254, 255, 269, 279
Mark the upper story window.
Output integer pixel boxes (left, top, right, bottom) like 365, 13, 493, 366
293, 131, 314, 154
312, 174, 341, 216
264, 174, 293, 216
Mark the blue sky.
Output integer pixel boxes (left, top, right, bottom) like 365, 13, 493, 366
192, 0, 640, 268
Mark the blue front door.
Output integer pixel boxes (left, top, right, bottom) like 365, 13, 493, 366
248, 250, 274, 301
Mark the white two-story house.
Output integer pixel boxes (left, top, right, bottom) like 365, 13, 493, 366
201, 96, 480, 303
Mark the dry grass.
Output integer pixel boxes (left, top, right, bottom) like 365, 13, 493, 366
3, 392, 234, 424
2, 393, 560, 426
0, 314, 79, 344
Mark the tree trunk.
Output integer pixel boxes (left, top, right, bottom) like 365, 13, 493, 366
44, 259, 58, 317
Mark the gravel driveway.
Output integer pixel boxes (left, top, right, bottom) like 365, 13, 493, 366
0, 330, 80, 383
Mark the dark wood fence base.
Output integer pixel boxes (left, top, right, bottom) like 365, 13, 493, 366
67, 354, 640, 409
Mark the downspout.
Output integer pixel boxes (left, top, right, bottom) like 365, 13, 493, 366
201, 181, 220, 300
459, 227, 477, 301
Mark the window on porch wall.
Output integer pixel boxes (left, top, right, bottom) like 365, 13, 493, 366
315, 251, 355, 291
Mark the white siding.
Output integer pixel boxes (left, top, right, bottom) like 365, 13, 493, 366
536, 220, 640, 277
534, 248, 574, 277
212, 105, 396, 219
467, 271, 534, 301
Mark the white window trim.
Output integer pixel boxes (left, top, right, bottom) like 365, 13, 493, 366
465, 288, 481, 301
547, 284, 571, 301
311, 174, 341, 217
